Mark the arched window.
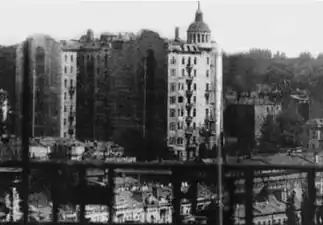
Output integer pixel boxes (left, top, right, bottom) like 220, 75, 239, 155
197, 34, 200, 42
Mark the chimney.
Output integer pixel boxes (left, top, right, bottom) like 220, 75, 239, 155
175, 27, 180, 41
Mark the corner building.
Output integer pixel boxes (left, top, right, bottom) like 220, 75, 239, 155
166, 3, 217, 160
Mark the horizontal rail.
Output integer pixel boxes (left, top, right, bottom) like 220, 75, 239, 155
0, 160, 322, 171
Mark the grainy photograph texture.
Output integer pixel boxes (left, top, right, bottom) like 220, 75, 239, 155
0, 0, 323, 225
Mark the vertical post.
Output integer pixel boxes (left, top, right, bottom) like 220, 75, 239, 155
22, 39, 31, 225
108, 167, 115, 225
307, 169, 315, 225
245, 168, 254, 225
215, 45, 223, 225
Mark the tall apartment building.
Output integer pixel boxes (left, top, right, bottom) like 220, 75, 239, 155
166, 4, 217, 160
15, 34, 75, 138
75, 29, 113, 141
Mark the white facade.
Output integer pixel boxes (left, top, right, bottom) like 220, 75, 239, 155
166, 3, 216, 160
60, 50, 77, 138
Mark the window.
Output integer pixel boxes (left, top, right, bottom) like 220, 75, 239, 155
178, 96, 184, 103
194, 69, 197, 76
178, 122, 184, 130
65, 55, 68, 62
71, 55, 74, 62
206, 108, 209, 117
170, 109, 176, 117
64, 66, 67, 74
181, 108, 184, 116
188, 57, 191, 65
182, 57, 185, 65
70, 66, 73, 73
70, 79, 73, 86
170, 96, 176, 104
182, 69, 185, 77
64, 118, 66, 125
64, 79, 67, 88
194, 57, 197, 65
169, 122, 176, 131
170, 83, 176, 92
193, 122, 196, 129
171, 69, 176, 76
64, 105, 67, 112
177, 138, 184, 145
206, 83, 209, 91
193, 96, 196, 103
64, 92, 67, 100
97, 67, 100, 74
193, 83, 196, 91
206, 96, 209, 104
206, 70, 209, 77
170, 56, 176, 64
169, 137, 176, 144
178, 83, 181, 90
181, 83, 184, 90
193, 108, 196, 117
207, 57, 209, 65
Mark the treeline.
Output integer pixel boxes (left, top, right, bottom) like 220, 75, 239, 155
223, 48, 323, 102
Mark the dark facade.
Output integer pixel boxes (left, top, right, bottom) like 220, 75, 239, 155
75, 30, 111, 141
224, 104, 255, 156
109, 30, 168, 159
15, 35, 62, 137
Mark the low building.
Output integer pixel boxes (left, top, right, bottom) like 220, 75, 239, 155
305, 118, 323, 151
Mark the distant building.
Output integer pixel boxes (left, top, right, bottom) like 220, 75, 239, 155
305, 118, 323, 151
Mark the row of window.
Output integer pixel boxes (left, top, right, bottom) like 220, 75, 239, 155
168, 136, 197, 145
169, 56, 210, 65
64, 54, 74, 62
170, 95, 210, 105
169, 83, 210, 92
169, 108, 210, 118
170, 68, 210, 77
169, 121, 197, 130
64, 66, 74, 74
64, 79, 74, 88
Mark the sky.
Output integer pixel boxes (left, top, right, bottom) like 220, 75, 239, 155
1, 0, 323, 57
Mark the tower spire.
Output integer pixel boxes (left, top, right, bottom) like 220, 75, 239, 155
195, 1, 203, 22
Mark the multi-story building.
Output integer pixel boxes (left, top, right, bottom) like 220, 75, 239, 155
60, 43, 77, 138
75, 29, 114, 141
166, 3, 217, 160
15, 34, 71, 138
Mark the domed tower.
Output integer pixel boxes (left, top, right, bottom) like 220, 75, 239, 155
86, 29, 94, 42
187, 2, 211, 45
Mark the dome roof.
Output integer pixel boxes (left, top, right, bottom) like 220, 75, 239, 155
187, 21, 211, 33
187, 2, 211, 33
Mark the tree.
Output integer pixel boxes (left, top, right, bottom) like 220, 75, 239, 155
258, 115, 280, 153
276, 110, 304, 148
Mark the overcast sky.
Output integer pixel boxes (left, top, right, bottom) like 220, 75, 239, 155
1, 0, 323, 57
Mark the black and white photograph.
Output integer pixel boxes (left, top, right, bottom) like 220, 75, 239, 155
0, 0, 322, 224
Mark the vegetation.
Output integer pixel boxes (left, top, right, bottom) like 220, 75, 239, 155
258, 110, 304, 153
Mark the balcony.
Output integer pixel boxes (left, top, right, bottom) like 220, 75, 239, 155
185, 103, 193, 112
68, 114, 75, 123
205, 89, 211, 99
186, 76, 193, 86
69, 86, 76, 98
186, 90, 193, 99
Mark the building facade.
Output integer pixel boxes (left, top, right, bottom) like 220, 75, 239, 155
15, 35, 67, 138
166, 3, 217, 160
60, 44, 77, 138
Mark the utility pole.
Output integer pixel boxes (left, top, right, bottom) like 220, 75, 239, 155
215, 45, 223, 225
